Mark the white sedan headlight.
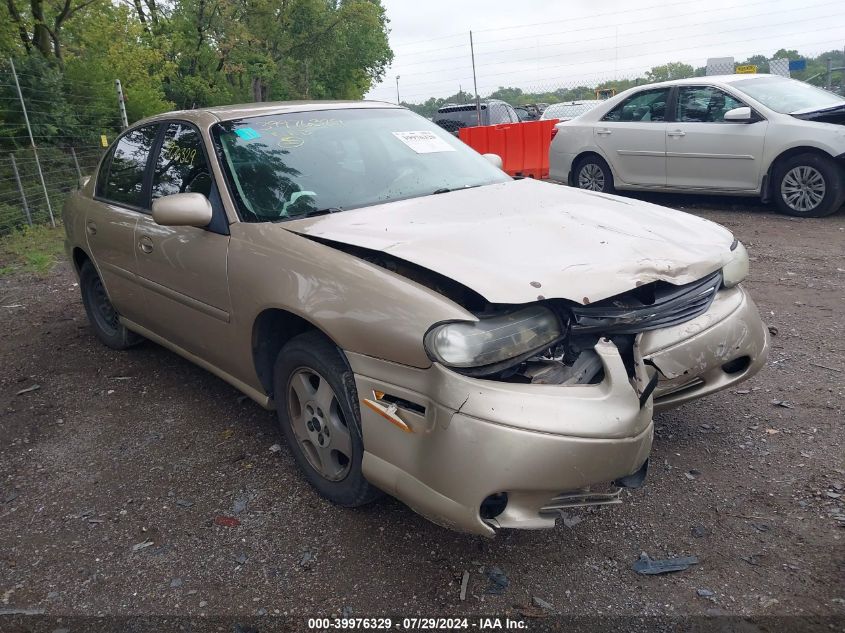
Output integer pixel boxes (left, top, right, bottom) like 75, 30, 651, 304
722, 240, 749, 288
424, 305, 562, 371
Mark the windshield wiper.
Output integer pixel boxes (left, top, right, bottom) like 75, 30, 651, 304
302, 207, 342, 217
432, 184, 485, 195
277, 207, 342, 222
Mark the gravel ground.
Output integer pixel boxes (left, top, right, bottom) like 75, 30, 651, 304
1, 197, 843, 630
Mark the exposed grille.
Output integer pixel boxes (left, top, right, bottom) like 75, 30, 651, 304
569, 271, 722, 335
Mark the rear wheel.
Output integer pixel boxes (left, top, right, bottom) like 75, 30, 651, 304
79, 261, 143, 350
573, 155, 615, 194
772, 153, 844, 217
273, 330, 380, 507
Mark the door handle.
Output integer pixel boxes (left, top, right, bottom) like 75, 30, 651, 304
138, 235, 154, 254
86, 221, 97, 235
596, 128, 612, 136
667, 130, 686, 137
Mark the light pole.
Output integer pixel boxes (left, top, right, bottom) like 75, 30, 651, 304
396, 75, 401, 105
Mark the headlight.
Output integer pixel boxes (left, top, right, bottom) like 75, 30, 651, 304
722, 240, 749, 288
424, 305, 563, 370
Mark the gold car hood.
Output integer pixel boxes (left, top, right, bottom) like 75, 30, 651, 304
282, 178, 735, 305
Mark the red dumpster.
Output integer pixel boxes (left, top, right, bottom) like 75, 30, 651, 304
458, 119, 559, 179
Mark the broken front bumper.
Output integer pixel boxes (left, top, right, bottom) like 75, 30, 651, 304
637, 285, 769, 412
348, 339, 652, 537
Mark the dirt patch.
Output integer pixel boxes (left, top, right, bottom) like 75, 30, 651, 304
1, 201, 843, 623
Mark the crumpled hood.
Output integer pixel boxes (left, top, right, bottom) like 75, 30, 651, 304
282, 178, 735, 305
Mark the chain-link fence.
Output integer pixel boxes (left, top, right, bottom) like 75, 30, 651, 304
378, 4, 845, 118
394, 54, 845, 123
2, 34, 844, 236
0, 60, 124, 236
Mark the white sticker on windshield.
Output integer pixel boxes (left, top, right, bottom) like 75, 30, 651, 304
392, 131, 456, 154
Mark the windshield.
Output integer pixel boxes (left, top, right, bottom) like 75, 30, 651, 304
212, 108, 509, 222
732, 77, 845, 114
541, 101, 600, 120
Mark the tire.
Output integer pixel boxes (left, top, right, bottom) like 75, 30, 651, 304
573, 155, 615, 194
772, 153, 845, 218
273, 330, 380, 507
79, 260, 143, 350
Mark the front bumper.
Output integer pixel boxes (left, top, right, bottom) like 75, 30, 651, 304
349, 339, 653, 537
638, 285, 769, 412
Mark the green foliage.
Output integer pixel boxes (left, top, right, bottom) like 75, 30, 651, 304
0, 56, 79, 148
63, 5, 174, 123
160, 0, 392, 107
645, 62, 695, 83
0, 223, 65, 275
1, 0, 392, 123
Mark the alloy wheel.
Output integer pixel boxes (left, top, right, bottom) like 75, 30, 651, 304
781, 166, 825, 213
578, 163, 605, 191
286, 368, 353, 482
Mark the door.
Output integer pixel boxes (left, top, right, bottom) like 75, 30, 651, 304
86, 124, 160, 323
133, 121, 233, 368
593, 87, 670, 186
666, 85, 769, 191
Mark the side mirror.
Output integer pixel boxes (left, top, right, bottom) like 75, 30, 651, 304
724, 106, 753, 122
151, 192, 213, 227
483, 153, 504, 170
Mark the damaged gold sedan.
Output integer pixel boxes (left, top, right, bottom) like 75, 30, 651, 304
63, 102, 769, 536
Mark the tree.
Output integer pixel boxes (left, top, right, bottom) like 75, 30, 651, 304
4, 0, 104, 62
645, 62, 694, 83
738, 54, 769, 73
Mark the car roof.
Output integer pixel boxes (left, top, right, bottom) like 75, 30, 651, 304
637, 73, 781, 89
548, 100, 601, 106
437, 99, 506, 112
139, 100, 400, 125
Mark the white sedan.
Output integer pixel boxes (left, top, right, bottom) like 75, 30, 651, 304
549, 74, 845, 217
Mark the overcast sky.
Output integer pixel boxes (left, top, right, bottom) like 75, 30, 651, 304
366, 0, 845, 103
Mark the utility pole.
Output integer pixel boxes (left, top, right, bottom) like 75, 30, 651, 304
9, 58, 54, 227
470, 31, 481, 126
395, 75, 401, 105
115, 79, 129, 130
826, 58, 833, 91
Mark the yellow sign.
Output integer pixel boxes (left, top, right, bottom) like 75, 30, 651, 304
736, 64, 757, 74
100, 135, 109, 147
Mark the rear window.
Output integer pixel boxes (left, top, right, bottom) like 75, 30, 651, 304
434, 105, 484, 132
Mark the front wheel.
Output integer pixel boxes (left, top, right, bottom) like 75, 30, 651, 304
273, 331, 380, 507
573, 155, 615, 194
772, 153, 844, 217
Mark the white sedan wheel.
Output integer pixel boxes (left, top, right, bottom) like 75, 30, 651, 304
780, 166, 826, 214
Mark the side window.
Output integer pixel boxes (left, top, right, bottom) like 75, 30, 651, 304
676, 86, 745, 123
101, 125, 159, 207
602, 88, 671, 123
152, 123, 213, 199
506, 104, 519, 123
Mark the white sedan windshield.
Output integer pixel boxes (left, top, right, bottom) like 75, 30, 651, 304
732, 76, 845, 114
212, 108, 510, 222
541, 101, 601, 120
